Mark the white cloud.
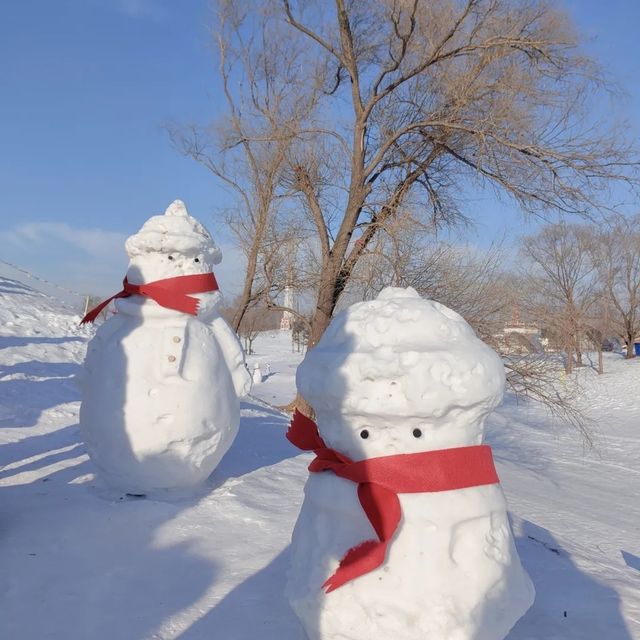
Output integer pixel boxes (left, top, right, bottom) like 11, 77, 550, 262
0, 221, 247, 300
1, 222, 128, 264
0, 222, 129, 297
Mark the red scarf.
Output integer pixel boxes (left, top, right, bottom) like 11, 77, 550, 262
287, 410, 499, 592
80, 273, 219, 324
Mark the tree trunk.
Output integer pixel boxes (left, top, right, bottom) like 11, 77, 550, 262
231, 243, 260, 333
292, 260, 343, 416
565, 345, 574, 374
574, 330, 583, 366
308, 291, 335, 349
625, 337, 636, 359
598, 347, 603, 374
293, 303, 335, 415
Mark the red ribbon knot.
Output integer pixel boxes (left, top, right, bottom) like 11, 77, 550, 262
80, 272, 219, 324
287, 410, 500, 593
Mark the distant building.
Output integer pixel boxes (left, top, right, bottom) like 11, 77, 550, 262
499, 323, 544, 354
495, 304, 544, 354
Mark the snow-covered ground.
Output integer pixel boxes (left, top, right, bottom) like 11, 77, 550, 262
1, 276, 638, 639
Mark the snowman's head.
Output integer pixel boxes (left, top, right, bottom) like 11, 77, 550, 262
296, 287, 505, 459
124, 200, 222, 282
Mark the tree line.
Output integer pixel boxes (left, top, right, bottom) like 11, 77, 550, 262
521, 218, 640, 369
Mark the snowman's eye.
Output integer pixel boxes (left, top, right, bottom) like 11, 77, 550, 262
412, 428, 423, 438
168, 255, 175, 261
359, 429, 370, 440
194, 257, 200, 263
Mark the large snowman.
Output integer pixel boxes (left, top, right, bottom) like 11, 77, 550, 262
286, 287, 534, 640
79, 200, 251, 494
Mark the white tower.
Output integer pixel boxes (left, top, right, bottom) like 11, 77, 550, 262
280, 285, 295, 330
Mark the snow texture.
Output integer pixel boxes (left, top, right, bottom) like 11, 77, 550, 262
79, 201, 251, 493
289, 287, 534, 640
1, 276, 639, 639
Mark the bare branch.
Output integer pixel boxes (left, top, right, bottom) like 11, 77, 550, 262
282, 0, 346, 65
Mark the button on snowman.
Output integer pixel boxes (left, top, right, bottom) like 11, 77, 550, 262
286, 287, 534, 640
79, 200, 251, 493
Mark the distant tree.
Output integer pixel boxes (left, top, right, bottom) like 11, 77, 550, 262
590, 215, 640, 359
236, 305, 282, 354
520, 223, 600, 374
291, 318, 310, 354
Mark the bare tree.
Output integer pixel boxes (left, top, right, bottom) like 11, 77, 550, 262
168, 0, 319, 331
342, 217, 510, 342
504, 352, 592, 443
238, 311, 262, 356
590, 215, 640, 359
176, 0, 639, 417
520, 223, 601, 374
292, 318, 310, 354
235, 304, 283, 354
278, 0, 637, 360
409, 244, 511, 345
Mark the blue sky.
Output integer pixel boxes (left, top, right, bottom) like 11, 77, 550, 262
0, 0, 639, 298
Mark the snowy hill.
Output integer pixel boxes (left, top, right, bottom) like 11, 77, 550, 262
0, 275, 83, 336
1, 282, 639, 639
0, 277, 89, 428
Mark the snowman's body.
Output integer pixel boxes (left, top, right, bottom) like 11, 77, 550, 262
287, 288, 534, 640
288, 474, 533, 640
79, 201, 250, 493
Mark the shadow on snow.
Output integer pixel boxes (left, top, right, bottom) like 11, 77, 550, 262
0, 335, 85, 350
0, 360, 81, 428
209, 400, 298, 488
509, 520, 633, 639
177, 547, 305, 640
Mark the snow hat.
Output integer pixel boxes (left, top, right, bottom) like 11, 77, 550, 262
125, 200, 222, 264
297, 287, 505, 422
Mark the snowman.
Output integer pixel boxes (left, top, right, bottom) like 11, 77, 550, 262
79, 200, 251, 494
286, 288, 534, 640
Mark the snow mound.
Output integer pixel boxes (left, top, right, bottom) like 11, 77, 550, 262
0, 276, 89, 433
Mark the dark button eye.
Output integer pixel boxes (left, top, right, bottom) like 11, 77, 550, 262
412, 428, 423, 438
359, 429, 370, 440
194, 257, 200, 263
168, 255, 174, 261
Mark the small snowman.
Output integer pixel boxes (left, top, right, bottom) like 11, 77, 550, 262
79, 200, 251, 494
286, 288, 534, 640
252, 363, 263, 384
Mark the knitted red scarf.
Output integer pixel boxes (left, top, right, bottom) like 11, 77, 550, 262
80, 273, 219, 324
287, 410, 499, 592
